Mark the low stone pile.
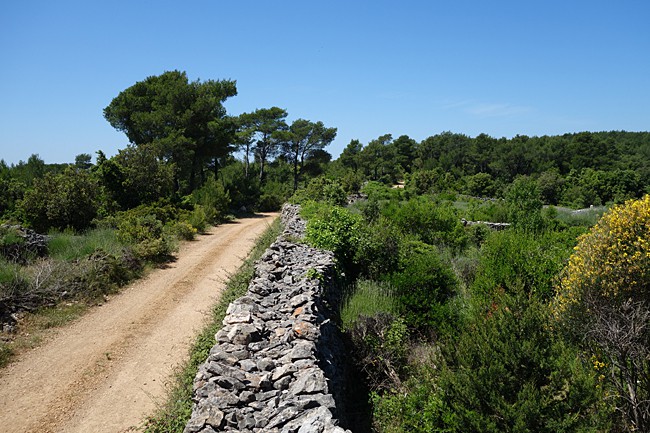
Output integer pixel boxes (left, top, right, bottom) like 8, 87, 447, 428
461, 218, 511, 231
0, 224, 48, 264
184, 204, 350, 433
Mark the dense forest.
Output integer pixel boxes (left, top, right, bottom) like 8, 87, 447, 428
1, 70, 649, 432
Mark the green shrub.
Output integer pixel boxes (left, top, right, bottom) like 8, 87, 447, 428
361, 181, 402, 201
382, 197, 467, 250
506, 176, 544, 233
168, 221, 197, 241
291, 177, 347, 206
187, 205, 209, 233
471, 230, 573, 302
465, 198, 509, 222
305, 206, 363, 271
435, 291, 611, 433
258, 180, 291, 211
19, 167, 100, 232
191, 175, 230, 223
387, 241, 458, 330
116, 213, 176, 262
354, 217, 401, 279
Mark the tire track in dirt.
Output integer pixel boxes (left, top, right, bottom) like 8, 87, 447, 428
0, 213, 277, 433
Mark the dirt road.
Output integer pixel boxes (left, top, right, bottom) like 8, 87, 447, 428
0, 213, 277, 433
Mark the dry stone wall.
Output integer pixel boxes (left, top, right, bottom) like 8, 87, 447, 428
184, 204, 351, 433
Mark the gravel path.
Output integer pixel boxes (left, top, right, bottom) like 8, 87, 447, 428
0, 213, 277, 433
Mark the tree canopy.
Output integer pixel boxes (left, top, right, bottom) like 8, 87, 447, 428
103, 70, 237, 193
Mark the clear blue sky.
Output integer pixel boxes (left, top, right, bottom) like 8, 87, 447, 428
1, 0, 648, 165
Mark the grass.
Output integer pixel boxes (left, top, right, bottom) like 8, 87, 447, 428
552, 205, 607, 227
340, 279, 398, 330
143, 216, 281, 433
48, 228, 125, 261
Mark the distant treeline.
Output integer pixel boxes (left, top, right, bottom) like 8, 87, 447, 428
331, 130, 650, 207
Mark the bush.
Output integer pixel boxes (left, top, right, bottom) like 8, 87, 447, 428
116, 213, 176, 262
187, 205, 208, 233
506, 176, 544, 233
387, 241, 458, 330
20, 167, 100, 232
353, 217, 401, 279
191, 175, 230, 223
291, 177, 347, 206
553, 195, 650, 431
382, 197, 467, 250
304, 205, 363, 272
374, 291, 611, 433
361, 181, 402, 201
168, 221, 197, 241
471, 230, 573, 302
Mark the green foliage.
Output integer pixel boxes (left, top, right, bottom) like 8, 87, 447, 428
471, 230, 574, 302
361, 180, 402, 201
168, 221, 197, 241
439, 292, 610, 433
304, 205, 363, 270
506, 176, 544, 233
340, 280, 398, 330
48, 228, 124, 261
220, 161, 261, 210
387, 241, 458, 330
0, 177, 25, 218
20, 167, 100, 233
463, 172, 496, 197
116, 212, 176, 262
381, 197, 467, 250
191, 174, 230, 223
291, 177, 347, 206
104, 70, 237, 194
258, 180, 291, 211
373, 292, 611, 433
464, 198, 509, 222
353, 217, 401, 279
94, 145, 175, 210
279, 118, 337, 191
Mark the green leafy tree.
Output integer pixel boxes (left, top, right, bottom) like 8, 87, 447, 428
506, 176, 544, 232
20, 167, 100, 232
103, 70, 237, 193
339, 139, 363, 172
237, 107, 288, 182
279, 119, 337, 191
94, 145, 174, 210
74, 153, 93, 170
390, 135, 417, 174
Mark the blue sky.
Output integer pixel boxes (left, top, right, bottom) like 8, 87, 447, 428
1, 0, 648, 164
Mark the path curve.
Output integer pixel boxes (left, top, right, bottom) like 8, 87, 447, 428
0, 213, 277, 433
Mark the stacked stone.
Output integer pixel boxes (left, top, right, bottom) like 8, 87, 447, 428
184, 204, 350, 433
0, 224, 48, 264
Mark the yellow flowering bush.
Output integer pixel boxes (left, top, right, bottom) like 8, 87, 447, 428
553, 195, 650, 431
554, 194, 650, 319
